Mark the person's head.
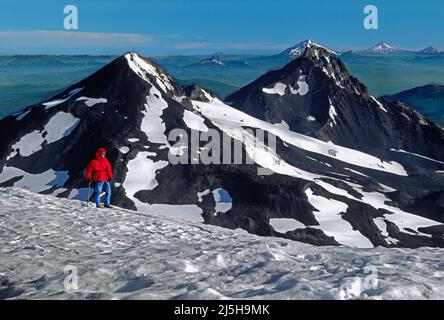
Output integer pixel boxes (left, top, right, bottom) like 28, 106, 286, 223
96, 148, 107, 159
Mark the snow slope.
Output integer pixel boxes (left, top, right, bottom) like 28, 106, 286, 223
1, 187, 443, 300
192, 95, 408, 176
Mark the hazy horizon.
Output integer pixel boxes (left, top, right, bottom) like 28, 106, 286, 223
1, 0, 443, 55
0, 40, 442, 57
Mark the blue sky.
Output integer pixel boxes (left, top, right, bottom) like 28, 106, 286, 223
0, 0, 443, 55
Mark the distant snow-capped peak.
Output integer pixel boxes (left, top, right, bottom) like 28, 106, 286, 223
362, 42, 401, 53
200, 54, 225, 66
419, 46, 441, 54
281, 39, 337, 57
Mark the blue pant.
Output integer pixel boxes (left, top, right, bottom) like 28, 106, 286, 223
94, 181, 111, 206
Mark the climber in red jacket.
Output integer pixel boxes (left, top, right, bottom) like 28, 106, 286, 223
85, 148, 113, 208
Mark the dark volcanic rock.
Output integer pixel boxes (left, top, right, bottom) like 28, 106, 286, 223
381, 84, 444, 127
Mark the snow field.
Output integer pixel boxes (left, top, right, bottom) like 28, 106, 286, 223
1, 187, 443, 300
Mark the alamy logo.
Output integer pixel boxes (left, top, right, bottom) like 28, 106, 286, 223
339, 265, 379, 299
362, 265, 379, 290
363, 5, 378, 30
63, 5, 79, 30
63, 265, 79, 290
167, 127, 276, 176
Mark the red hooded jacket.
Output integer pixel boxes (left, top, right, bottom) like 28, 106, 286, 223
85, 148, 113, 182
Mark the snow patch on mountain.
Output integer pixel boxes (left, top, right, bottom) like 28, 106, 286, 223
43, 88, 83, 110
314, 177, 441, 237
270, 218, 306, 233
262, 75, 308, 97
370, 95, 387, 112
305, 188, 373, 248
142, 86, 169, 145
43, 112, 80, 144
289, 75, 309, 96
328, 99, 338, 127
123, 152, 168, 199
196, 188, 232, 215
307, 115, 316, 122
122, 152, 204, 223
262, 83, 286, 96
183, 110, 209, 132
213, 188, 233, 214
197, 189, 211, 202
14, 109, 31, 121
319, 176, 440, 236
344, 168, 369, 177
7, 130, 45, 158
374, 218, 399, 245
390, 148, 444, 165
76, 96, 107, 107
358, 190, 440, 236
0, 168, 68, 193
8, 112, 79, 159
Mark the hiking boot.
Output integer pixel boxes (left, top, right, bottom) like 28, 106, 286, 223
96, 204, 102, 208
104, 204, 112, 209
